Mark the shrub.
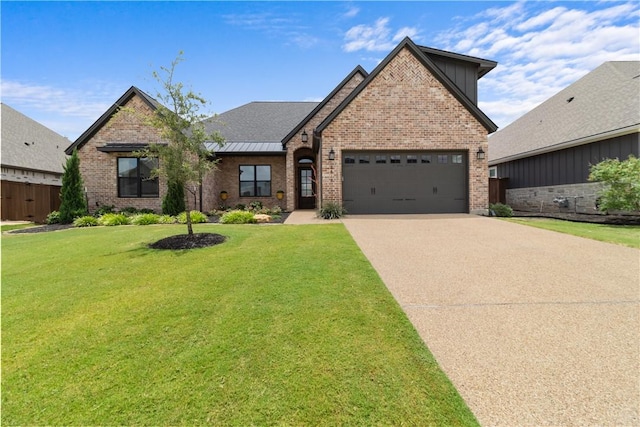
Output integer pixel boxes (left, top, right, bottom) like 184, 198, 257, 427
318, 202, 347, 219
73, 216, 99, 227
98, 213, 131, 226
46, 211, 61, 225
234, 204, 246, 211
489, 203, 513, 217
248, 201, 263, 211
95, 204, 116, 217
162, 180, 185, 216
131, 213, 161, 225
158, 215, 177, 224
120, 207, 140, 216
177, 210, 208, 224
59, 149, 87, 223
589, 155, 640, 213
220, 210, 257, 224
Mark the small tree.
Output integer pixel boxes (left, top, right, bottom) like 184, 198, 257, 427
589, 155, 640, 213
162, 180, 185, 216
59, 149, 87, 223
141, 52, 224, 235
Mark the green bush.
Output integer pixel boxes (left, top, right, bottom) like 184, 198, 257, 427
95, 205, 116, 217
59, 149, 88, 223
46, 211, 61, 225
318, 202, 347, 219
234, 204, 246, 211
157, 215, 177, 224
177, 210, 208, 224
162, 181, 185, 216
73, 216, 99, 227
119, 207, 140, 216
131, 213, 161, 225
248, 201, 263, 211
98, 213, 131, 226
220, 210, 257, 224
489, 203, 513, 217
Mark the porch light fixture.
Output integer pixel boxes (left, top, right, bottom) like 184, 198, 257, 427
328, 148, 336, 161
476, 147, 485, 160
301, 130, 309, 143
220, 191, 228, 201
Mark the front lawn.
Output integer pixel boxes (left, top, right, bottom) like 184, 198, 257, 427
506, 218, 640, 248
2, 224, 477, 426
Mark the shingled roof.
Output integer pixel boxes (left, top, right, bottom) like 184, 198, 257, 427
203, 102, 319, 154
489, 61, 640, 164
1, 103, 70, 174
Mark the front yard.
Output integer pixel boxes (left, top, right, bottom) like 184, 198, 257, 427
2, 224, 477, 426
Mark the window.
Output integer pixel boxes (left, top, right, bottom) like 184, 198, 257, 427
421, 155, 432, 164
390, 155, 401, 164
375, 155, 387, 164
407, 155, 418, 164
489, 167, 497, 178
438, 155, 448, 164
240, 165, 271, 197
118, 157, 159, 198
452, 154, 463, 164
344, 155, 356, 164
359, 155, 370, 164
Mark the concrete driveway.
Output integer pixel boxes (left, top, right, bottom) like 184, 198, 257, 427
342, 214, 639, 426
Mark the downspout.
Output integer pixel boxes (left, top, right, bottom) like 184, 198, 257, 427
313, 129, 322, 208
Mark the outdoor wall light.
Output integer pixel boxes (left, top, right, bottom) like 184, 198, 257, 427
301, 130, 308, 143
220, 191, 228, 201
476, 147, 485, 160
328, 148, 336, 161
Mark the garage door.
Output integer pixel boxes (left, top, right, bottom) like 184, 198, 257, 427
342, 151, 468, 214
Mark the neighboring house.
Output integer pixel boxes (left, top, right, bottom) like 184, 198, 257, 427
488, 61, 640, 213
66, 37, 497, 215
1, 103, 70, 222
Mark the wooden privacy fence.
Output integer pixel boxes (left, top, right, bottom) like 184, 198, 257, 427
489, 178, 508, 205
1, 181, 61, 223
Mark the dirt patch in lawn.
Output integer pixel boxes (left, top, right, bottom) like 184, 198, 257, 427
148, 233, 227, 250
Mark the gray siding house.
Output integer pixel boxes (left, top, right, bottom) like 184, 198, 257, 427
488, 61, 640, 213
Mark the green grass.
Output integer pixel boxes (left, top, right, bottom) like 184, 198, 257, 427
2, 224, 477, 426
1, 223, 36, 232
506, 218, 640, 248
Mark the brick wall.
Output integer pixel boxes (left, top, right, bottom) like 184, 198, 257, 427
77, 95, 167, 213
320, 47, 489, 213
506, 182, 606, 213
284, 72, 366, 211
209, 155, 287, 211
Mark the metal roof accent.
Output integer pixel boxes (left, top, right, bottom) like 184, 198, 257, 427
207, 141, 285, 155
1, 103, 70, 174
488, 61, 640, 164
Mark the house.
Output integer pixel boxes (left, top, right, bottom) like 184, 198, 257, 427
1, 103, 70, 222
488, 61, 640, 213
66, 37, 498, 215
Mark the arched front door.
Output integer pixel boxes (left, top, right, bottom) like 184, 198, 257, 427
297, 157, 316, 209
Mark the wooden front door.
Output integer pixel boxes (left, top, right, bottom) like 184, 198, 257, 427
297, 167, 316, 209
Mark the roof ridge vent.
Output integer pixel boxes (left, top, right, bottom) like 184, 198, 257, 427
566, 96, 575, 103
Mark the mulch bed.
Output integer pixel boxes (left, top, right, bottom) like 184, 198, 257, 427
7, 224, 75, 234
148, 233, 227, 250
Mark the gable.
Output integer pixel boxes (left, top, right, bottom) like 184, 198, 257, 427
65, 86, 158, 155
317, 37, 497, 134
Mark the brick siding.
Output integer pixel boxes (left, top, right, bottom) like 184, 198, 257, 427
320, 47, 489, 213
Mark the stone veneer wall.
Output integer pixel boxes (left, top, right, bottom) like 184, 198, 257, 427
209, 155, 287, 211
77, 95, 168, 213
506, 182, 606, 214
284, 72, 366, 212
320, 47, 490, 213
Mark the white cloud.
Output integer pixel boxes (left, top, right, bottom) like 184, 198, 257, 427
436, 1, 640, 129
343, 6, 360, 19
1, 79, 122, 140
343, 17, 420, 53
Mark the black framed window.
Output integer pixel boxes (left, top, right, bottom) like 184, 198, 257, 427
240, 165, 271, 197
118, 157, 159, 198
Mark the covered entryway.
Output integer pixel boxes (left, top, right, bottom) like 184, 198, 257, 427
342, 151, 468, 214
296, 156, 316, 209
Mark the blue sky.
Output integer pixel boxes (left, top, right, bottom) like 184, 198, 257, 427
2, 1, 639, 141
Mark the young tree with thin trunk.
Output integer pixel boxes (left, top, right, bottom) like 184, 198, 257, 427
141, 52, 224, 235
